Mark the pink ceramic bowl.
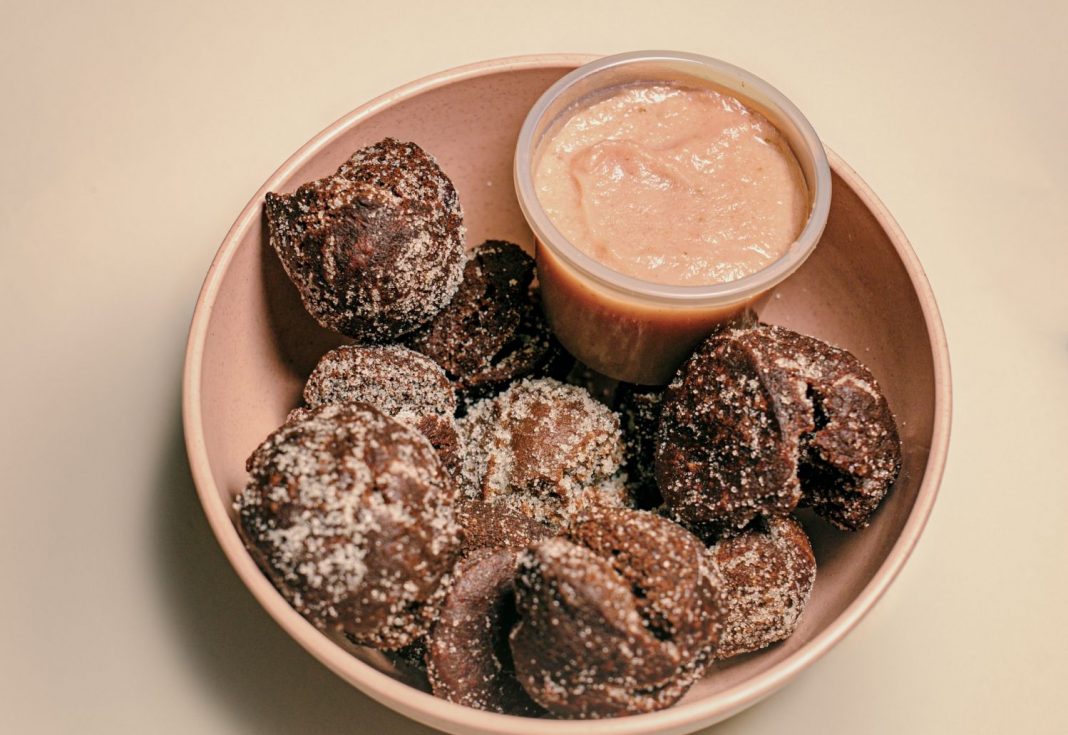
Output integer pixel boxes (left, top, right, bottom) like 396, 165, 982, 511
183, 55, 951, 735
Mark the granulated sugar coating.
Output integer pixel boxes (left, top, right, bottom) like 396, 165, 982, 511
656, 325, 812, 535
454, 498, 552, 553
779, 332, 902, 530
509, 509, 721, 718
458, 378, 628, 531
265, 138, 465, 342
426, 549, 545, 716
303, 344, 461, 476
656, 322, 900, 535
709, 516, 816, 659
569, 509, 722, 664
407, 240, 562, 405
235, 402, 461, 650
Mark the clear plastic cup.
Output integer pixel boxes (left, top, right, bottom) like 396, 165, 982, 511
514, 51, 832, 385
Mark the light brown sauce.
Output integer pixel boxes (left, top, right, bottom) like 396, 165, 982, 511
534, 84, 808, 286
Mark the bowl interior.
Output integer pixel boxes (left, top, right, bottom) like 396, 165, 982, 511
188, 58, 943, 734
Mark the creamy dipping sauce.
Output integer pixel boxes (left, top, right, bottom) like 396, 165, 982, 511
533, 84, 809, 286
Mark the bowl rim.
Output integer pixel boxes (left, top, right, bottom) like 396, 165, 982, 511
183, 53, 952, 735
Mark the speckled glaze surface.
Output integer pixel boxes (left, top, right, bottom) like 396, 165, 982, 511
183, 55, 951, 735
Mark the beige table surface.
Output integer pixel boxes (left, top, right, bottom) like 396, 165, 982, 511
3, 1, 1066, 733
